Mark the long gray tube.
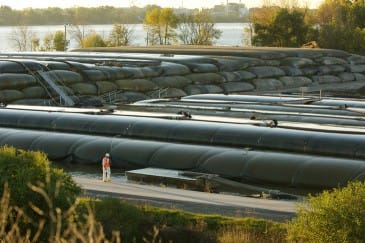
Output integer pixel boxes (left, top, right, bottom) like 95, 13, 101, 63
1, 127, 365, 189
0, 108, 364, 160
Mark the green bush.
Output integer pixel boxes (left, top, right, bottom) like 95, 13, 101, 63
0, 146, 81, 240
77, 197, 147, 242
287, 181, 365, 242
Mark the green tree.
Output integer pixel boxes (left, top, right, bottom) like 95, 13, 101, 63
107, 23, 134, 46
288, 181, 365, 242
82, 32, 106, 47
144, 7, 178, 45
178, 10, 222, 45
53, 30, 66, 51
316, 0, 365, 54
253, 8, 308, 47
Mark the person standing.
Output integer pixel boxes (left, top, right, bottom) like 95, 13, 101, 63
102, 153, 111, 182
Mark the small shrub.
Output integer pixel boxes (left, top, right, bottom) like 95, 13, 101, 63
0, 146, 81, 241
287, 181, 365, 242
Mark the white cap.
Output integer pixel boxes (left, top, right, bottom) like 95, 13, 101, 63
105, 153, 110, 157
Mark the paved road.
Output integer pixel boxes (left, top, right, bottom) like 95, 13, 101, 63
73, 176, 297, 222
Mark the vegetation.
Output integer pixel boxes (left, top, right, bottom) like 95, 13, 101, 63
3, 145, 365, 242
315, 0, 365, 54
53, 30, 66, 51
144, 7, 179, 45
82, 32, 106, 48
253, 8, 308, 47
0, 146, 81, 241
250, 1, 365, 54
287, 181, 365, 242
178, 10, 222, 45
106, 23, 134, 47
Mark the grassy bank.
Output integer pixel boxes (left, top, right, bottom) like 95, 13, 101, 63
77, 197, 287, 242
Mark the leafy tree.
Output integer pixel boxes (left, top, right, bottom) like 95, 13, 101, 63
53, 30, 66, 51
107, 23, 134, 47
178, 10, 222, 45
82, 32, 106, 47
144, 7, 178, 45
253, 8, 308, 47
316, 0, 365, 54
288, 181, 365, 242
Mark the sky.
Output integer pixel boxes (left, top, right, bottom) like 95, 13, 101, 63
0, 0, 323, 10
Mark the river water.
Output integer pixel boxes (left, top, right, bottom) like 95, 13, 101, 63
0, 23, 250, 51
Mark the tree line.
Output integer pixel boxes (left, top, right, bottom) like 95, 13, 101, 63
9, 7, 222, 51
4, 1, 365, 55
250, 0, 365, 55
0, 5, 246, 26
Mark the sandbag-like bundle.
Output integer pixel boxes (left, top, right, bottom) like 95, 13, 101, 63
233, 70, 256, 80
301, 66, 319, 76
184, 84, 224, 95
70, 83, 98, 95
151, 76, 192, 88
47, 70, 83, 84
280, 57, 314, 68
250, 78, 283, 90
50, 86, 74, 97
315, 56, 347, 65
215, 56, 266, 71
0, 89, 24, 102
160, 62, 191, 76
65, 61, 92, 70
95, 81, 119, 94
247, 66, 286, 78
95, 66, 133, 80
120, 67, 145, 78
119, 91, 148, 102
347, 64, 365, 73
312, 75, 341, 84
279, 76, 312, 88
355, 73, 365, 81
263, 60, 281, 66
280, 66, 304, 76
0, 73, 37, 89
220, 82, 255, 93
0, 61, 27, 73
80, 69, 108, 82
22, 86, 47, 98
147, 87, 186, 98
317, 65, 346, 75
141, 66, 163, 78
116, 79, 159, 92
38, 61, 71, 70
186, 73, 225, 85
337, 72, 356, 82
219, 72, 241, 82
184, 63, 218, 73
348, 55, 365, 65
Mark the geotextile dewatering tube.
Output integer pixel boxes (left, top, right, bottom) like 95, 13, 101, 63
0, 127, 365, 189
0, 108, 365, 160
